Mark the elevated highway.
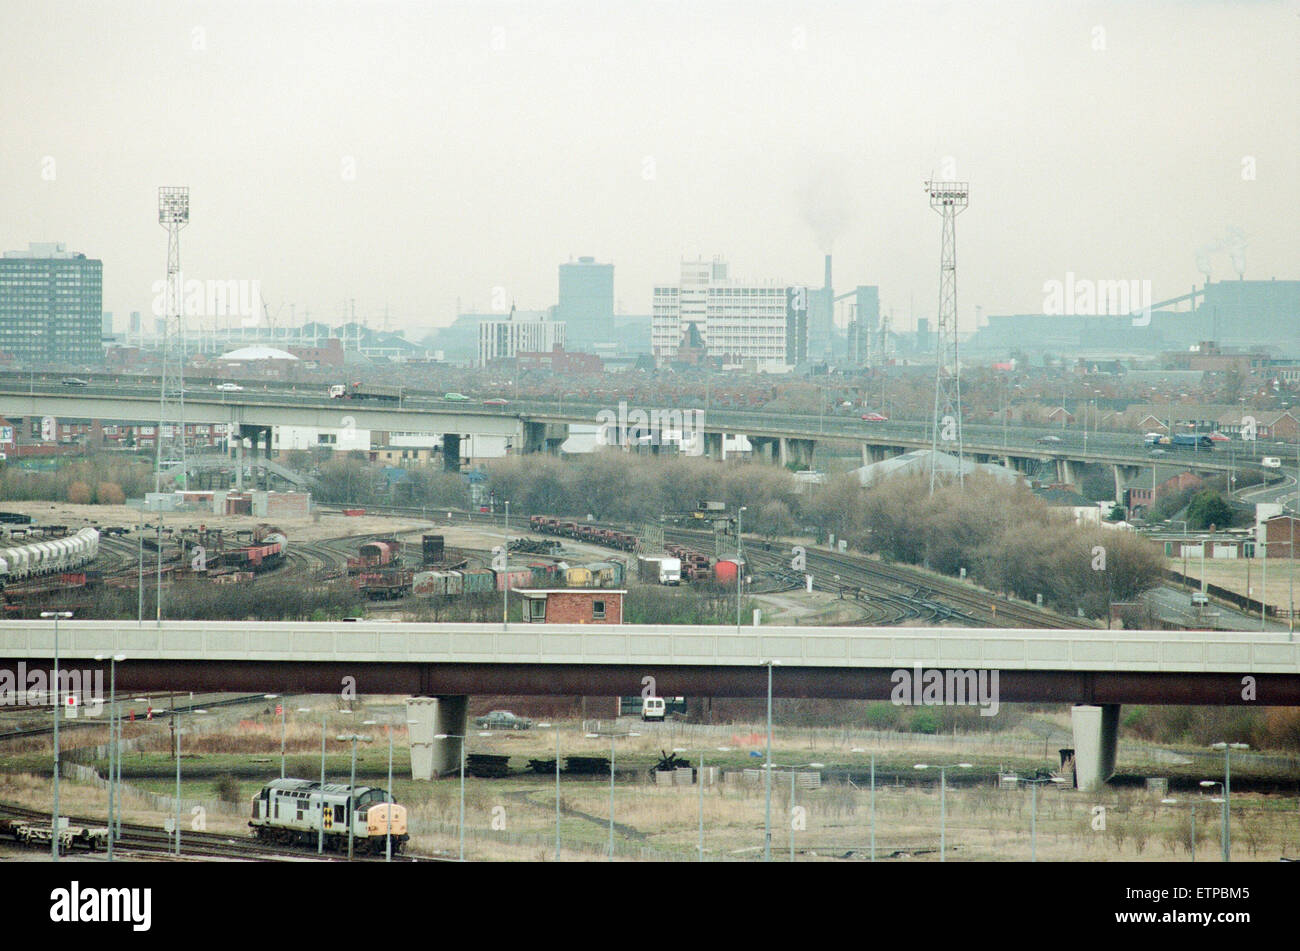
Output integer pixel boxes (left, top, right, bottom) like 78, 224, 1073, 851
5, 620, 1297, 788
0, 385, 1279, 489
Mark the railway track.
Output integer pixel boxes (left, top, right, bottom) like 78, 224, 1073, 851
291, 504, 1086, 627
0, 802, 450, 862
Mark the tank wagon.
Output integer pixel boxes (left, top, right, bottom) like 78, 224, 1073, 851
250, 778, 408, 853
0, 527, 99, 582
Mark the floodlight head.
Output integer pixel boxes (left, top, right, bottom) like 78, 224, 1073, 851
925, 180, 969, 212
158, 186, 190, 227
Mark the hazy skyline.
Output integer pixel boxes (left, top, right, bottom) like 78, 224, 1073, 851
4, 0, 1296, 339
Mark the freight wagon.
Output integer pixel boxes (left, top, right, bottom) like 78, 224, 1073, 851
359, 570, 413, 600
347, 539, 401, 574
0, 527, 99, 582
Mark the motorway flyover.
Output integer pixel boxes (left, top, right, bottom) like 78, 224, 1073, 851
4, 620, 1297, 790
0, 386, 1277, 485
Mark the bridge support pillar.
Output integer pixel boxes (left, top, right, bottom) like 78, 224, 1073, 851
1070, 703, 1120, 791
703, 432, 725, 459
442, 434, 461, 471
1056, 458, 1076, 486
405, 695, 468, 779
521, 421, 548, 455
234, 431, 244, 491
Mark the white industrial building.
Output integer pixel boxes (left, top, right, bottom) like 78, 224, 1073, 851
271, 424, 370, 453
652, 258, 793, 370
478, 318, 565, 366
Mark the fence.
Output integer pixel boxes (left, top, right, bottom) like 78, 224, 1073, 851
58, 761, 245, 817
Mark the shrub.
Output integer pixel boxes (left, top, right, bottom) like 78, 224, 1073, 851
67, 481, 93, 504
215, 774, 243, 804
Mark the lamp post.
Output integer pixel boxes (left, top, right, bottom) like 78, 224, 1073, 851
434, 731, 490, 861
768, 761, 824, 862
174, 707, 207, 855
366, 717, 419, 862
40, 610, 72, 861
1023, 775, 1068, 862
914, 762, 972, 862
673, 745, 731, 862
155, 519, 163, 627
1160, 798, 1199, 862
585, 729, 639, 861
503, 500, 510, 629
93, 653, 125, 861
137, 519, 144, 625
539, 722, 562, 861
265, 694, 285, 778
736, 506, 747, 631
337, 730, 374, 861
851, 747, 876, 861
1210, 743, 1248, 861
762, 658, 779, 862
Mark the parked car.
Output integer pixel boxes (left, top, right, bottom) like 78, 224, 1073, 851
474, 710, 533, 730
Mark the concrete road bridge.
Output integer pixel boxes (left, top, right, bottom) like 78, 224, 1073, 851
0, 385, 1281, 495
4, 620, 1296, 789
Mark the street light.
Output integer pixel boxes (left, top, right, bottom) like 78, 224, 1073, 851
1160, 798, 1199, 862
434, 731, 491, 861
1022, 775, 1068, 862
914, 762, 972, 862
503, 500, 510, 629
337, 730, 374, 861
766, 761, 824, 861
174, 707, 207, 855
851, 747, 877, 862
1210, 744, 1248, 861
265, 694, 285, 779
673, 745, 731, 861
762, 658, 780, 862
538, 722, 562, 861
736, 506, 747, 631
585, 729, 639, 861
40, 610, 72, 861
93, 653, 126, 861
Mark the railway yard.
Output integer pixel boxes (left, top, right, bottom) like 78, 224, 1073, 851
0, 500, 1292, 865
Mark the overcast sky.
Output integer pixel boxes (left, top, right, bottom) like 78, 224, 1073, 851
3, 0, 1296, 336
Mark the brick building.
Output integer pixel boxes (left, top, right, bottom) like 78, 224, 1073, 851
514, 589, 625, 624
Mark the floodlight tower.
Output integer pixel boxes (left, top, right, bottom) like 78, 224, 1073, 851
925, 180, 968, 494
157, 187, 190, 493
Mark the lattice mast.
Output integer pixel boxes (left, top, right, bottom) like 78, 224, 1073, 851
157, 187, 190, 492
926, 181, 968, 494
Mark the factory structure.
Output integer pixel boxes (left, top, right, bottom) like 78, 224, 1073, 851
967, 278, 1300, 357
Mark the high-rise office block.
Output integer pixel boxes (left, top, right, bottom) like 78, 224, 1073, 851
556, 256, 614, 350
0, 243, 103, 365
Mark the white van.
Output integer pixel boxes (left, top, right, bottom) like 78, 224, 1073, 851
1261, 456, 1282, 469
641, 697, 666, 722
